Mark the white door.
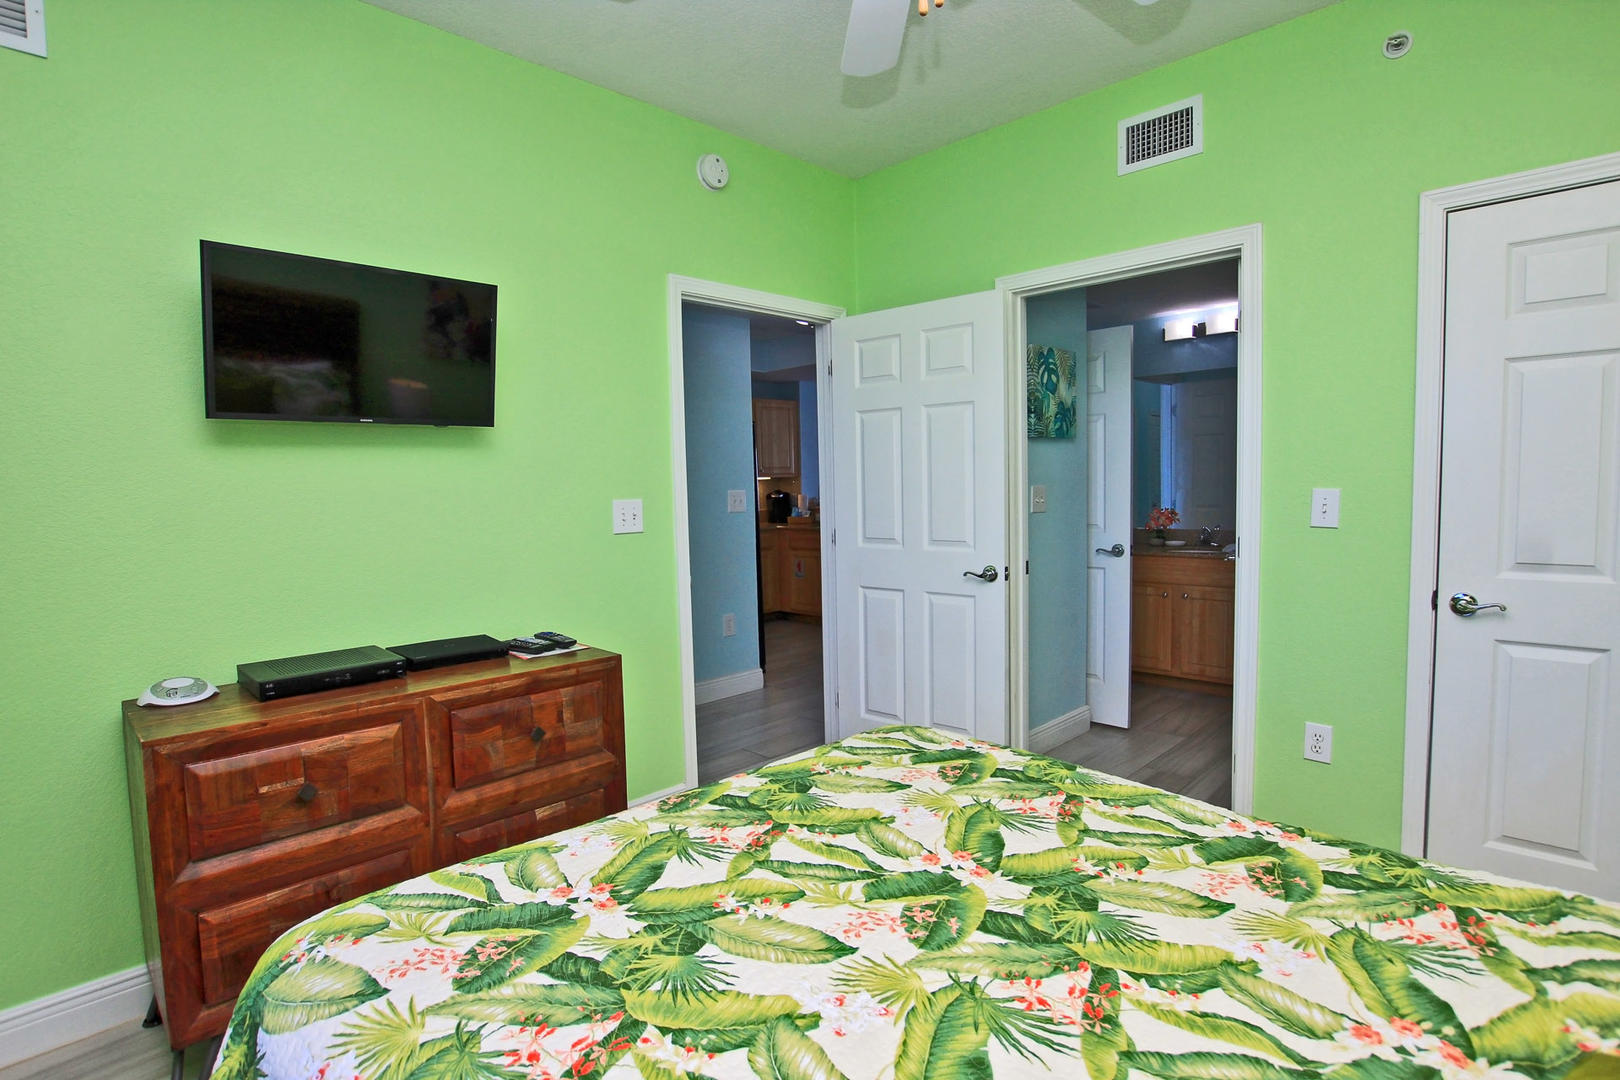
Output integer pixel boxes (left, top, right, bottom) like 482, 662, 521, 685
1427, 179, 1620, 900
1170, 375, 1238, 530
1087, 325, 1134, 728
830, 291, 1007, 743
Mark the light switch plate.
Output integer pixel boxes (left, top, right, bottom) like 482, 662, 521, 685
722, 613, 736, 636
612, 498, 644, 534
1311, 488, 1340, 528
1031, 485, 1047, 514
727, 490, 747, 513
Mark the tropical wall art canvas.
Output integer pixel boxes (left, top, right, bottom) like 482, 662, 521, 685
1027, 344, 1077, 439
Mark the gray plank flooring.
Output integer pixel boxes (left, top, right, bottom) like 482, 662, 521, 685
1044, 681, 1233, 809
696, 619, 826, 784
0, 1017, 202, 1080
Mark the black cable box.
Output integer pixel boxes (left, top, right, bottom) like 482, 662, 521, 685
238, 645, 406, 702
388, 634, 509, 671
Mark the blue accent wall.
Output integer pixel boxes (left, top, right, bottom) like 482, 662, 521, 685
1025, 289, 1088, 730
683, 306, 760, 683
799, 381, 820, 500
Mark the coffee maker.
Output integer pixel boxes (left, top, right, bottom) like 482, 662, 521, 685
765, 489, 791, 523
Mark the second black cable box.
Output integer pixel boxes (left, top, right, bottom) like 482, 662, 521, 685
388, 634, 509, 671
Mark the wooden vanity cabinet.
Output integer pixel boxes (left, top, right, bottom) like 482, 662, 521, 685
1131, 554, 1235, 686
125, 650, 625, 1049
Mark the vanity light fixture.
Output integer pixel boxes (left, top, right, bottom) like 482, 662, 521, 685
1163, 318, 1198, 342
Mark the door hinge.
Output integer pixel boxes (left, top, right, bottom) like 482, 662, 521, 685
1004, 566, 1010, 580
835, 690, 840, 708
1025, 560, 1030, 576
831, 529, 836, 546
1431, 589, 1438, 611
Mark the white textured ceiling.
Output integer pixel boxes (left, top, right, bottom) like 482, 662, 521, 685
361, 0, 1341, 177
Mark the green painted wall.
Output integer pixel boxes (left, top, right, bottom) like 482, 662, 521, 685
0, 1, 852, 1010
852, 0, 1620, 846
7, 0, 1620, 1019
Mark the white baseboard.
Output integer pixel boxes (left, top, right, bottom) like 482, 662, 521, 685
0, 965, 152, 1069
1029, 705, 1092, 753
693, 668, 763, 706
630, 781, 692, 807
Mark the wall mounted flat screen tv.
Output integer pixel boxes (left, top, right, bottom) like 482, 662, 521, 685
202, 240, 496, 426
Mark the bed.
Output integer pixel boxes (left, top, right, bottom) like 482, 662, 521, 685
209, 725, 1620, 1080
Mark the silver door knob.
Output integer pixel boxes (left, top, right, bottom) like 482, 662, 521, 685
963, 565, 999, 582
1095, 544, 1125, 558
1449, 592, 1507, 617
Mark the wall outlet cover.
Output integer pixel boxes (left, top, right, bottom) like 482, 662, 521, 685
1030, 484, 1047, 513
722, 613, 736, 636
727, 489, 747, 513
612, 498, 644, 534
1304, 722, 1333, 764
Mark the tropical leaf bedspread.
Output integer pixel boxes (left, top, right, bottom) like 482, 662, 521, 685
212, 726, 1620, 1080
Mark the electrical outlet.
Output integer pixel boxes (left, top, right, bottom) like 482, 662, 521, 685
612, 498, 643, 534
1304, 722, 1333, 764
1311, 488, 1340, 528
1031, 484, 1047, 514
727, 489, 747, 513
722, 613, 736, 637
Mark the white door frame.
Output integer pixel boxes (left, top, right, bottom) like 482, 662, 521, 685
997, 224, 1263, 816
1401, 151, 1620, 856
666, 275, 846, 792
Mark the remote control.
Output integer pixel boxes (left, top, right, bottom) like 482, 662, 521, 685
507, 636, 561, 654
532, 631, 578, 649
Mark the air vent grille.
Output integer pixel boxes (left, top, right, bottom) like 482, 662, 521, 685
1118, 95, 1202, 175
0, 0, 45, 57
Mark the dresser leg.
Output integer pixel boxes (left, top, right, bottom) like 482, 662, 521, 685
196, 1035, 223, 1080
143, 994, 163, 1028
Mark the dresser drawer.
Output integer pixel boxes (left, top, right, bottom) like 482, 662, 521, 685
449, 789, 607, 863
193, 846, 415, 1006
438, 680, 605, 791
182, 714, 412, 861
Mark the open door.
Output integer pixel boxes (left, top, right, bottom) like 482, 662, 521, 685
829, 292, 1007, 743
1086, 325, 1134, 728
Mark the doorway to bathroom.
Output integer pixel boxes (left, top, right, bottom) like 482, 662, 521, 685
1008, 243, 1252, 812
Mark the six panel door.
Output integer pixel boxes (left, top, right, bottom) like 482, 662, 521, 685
830, 291, 1007, 743
1428, 179, 1620, 900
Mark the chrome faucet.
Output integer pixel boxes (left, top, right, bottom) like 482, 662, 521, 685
1198, 525, 1222, 547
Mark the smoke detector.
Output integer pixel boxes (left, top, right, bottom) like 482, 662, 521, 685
1382, 31, 1413, 60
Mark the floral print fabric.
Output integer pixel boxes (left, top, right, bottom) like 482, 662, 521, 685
212, 726, 1620, 1080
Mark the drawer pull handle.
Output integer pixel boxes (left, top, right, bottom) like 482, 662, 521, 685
1161, 591, 1169, 598
1183, 593, 1189, 599
530, 727, 544, 744
296, 783, 318, 804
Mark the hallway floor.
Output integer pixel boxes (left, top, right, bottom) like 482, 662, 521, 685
695, 619, 824, 784
1044, 680, 1233, 808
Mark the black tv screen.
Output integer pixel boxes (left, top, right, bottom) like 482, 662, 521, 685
202, 241, 496, 426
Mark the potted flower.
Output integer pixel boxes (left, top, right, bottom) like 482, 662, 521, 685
1145, 505, 1180, 545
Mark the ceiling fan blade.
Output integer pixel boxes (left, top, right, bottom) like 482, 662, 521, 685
841, 0, 909, 77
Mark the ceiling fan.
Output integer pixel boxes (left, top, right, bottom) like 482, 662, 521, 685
841, 0, 1161, 77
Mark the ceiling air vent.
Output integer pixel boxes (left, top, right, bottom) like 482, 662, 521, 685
1118, 94, 1202, 175
0, 0, 46, 57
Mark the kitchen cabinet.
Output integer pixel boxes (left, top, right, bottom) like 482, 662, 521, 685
753, 398, 799, 477
759, 523, 820, 617
1131, 552, 1234, 686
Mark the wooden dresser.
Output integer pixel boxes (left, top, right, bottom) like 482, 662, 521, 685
1131, 552, 1235, 688
124, 648, 625, 1049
